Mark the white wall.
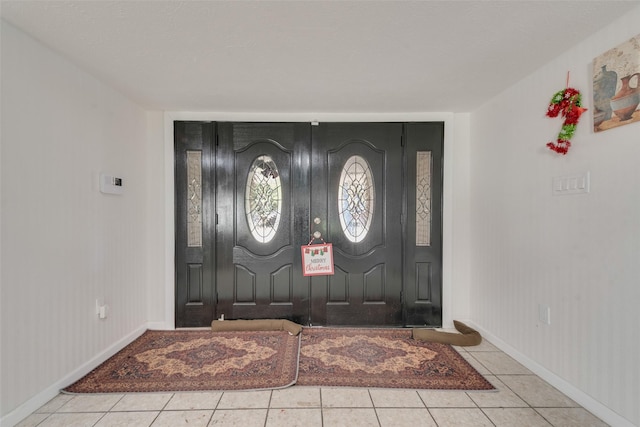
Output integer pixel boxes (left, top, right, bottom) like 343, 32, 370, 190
1, 21, 151, 424
451, 113, 472, 321
470, 7, 640, 427
145, 111, 167, 327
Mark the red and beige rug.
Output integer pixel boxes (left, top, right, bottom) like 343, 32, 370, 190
64, 330, 300, 393
297, 328, 494, 390
64, 327, 494, 393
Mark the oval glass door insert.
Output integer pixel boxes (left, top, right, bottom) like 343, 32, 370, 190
338, 155, 375, 243
245, 155, 282, 243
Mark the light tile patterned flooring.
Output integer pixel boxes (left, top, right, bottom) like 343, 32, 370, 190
16, 339, 608, 426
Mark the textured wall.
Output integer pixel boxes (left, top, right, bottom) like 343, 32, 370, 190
470, 7, 640, 426
1, 21, 150, 420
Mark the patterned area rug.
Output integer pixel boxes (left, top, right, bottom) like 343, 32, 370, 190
63, 330, 300, 393
297, 328, 495, 390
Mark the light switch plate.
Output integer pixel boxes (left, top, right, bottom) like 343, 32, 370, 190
552, 172, 589, 196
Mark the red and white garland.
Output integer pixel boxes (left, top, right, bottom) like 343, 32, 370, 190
545, 87, 587, 155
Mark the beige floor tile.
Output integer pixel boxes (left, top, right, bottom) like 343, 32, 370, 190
150, 410, 212, 427
458, 352, 492, 375
216, 390, 272, 409
37, 412, 105, 427
467, 376, 528, 408
94, 411, 159, 427
429, 408, 494, 426
58, 394, 124, 412
165, 391, 223, 410
110, 393, 173, 411
471, 352, 532, 375
14, 413, 50, 427
208, 409, 267, 426
498, 375, 578, 408
35, 394, 74, 413
376, 408, 437, 426
322, 408, 380, 426
270, 387, 321, 408
535, 407, 609, 427
321, 387, 374, 408
369, 389, 424, 408
265, 408, 322, 427
418, 390, 477, 408
483, 408, 552, 426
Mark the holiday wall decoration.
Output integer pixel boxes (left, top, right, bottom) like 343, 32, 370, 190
546, 87, 587, 155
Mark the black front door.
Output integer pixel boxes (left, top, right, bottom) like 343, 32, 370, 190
309, 123, 403, 326
174, 121, 443, 328
215, 123, 311, 324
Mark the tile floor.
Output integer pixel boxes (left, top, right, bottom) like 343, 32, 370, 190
15, 339, 609, 427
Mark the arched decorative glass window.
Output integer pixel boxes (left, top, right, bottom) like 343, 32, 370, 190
338, 155, 375, 243
245, 155, 282, 243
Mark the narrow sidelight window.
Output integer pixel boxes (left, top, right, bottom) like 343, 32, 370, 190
186, 150, 203, 247
416, 151, 432, 246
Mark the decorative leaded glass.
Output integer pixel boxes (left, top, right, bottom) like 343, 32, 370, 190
416, 151, 432, 246
338, 155, 375, 243
186, 150, 202, 247
245, 155, 282, 243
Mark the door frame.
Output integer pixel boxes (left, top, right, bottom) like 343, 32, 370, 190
162, 112, 456, 330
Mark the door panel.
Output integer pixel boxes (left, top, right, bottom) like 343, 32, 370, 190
310, 123, 404, 326
403, 122, 444, 326
215, 123, 311, 324
174, 122, 216, 327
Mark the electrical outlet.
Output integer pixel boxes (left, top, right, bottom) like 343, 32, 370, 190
538, 304, 551, 325
95, 298, 107, 319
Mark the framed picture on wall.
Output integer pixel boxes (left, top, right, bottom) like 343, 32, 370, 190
592, 33, 640, 132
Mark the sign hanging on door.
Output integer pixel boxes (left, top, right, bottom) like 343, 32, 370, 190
301, 243, 334, 276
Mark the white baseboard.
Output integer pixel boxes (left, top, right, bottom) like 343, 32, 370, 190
146, 321, 174, 331
467, 321, 635, 427
1, 325, 147, 427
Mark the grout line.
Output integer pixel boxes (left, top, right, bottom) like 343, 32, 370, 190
366, 390, 382, 427
319, 388, 325, 426
149, 409, 162, 427
263, 390, 273, 427
476, 407, 498, 427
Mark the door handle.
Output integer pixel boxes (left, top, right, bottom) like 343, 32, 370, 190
310, 217, 323, 243
313, 217, 322, 239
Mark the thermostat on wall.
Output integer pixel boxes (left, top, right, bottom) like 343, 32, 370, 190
100, 173, 124, 195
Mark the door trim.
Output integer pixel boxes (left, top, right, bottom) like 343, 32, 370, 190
163, 112, 456, 329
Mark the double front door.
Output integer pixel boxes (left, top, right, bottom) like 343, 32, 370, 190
175, 122, 442, 328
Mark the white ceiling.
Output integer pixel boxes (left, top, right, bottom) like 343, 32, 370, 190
1, 1, 637, 113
